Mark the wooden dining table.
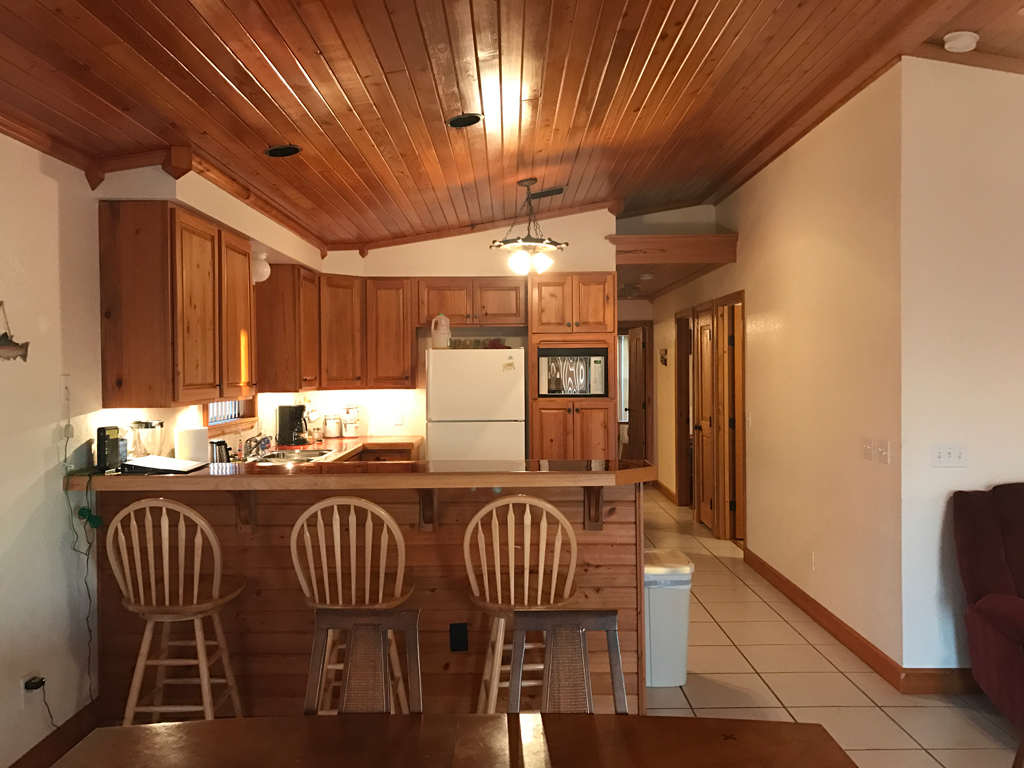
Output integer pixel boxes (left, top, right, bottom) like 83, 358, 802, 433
53, 713, 854, 767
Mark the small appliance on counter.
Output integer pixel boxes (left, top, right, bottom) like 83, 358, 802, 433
208, 439, 230, 463
430, 314, 451, 349
341, 405, 360, 438
323, 414, 342, 438
276, 404, 308, 445
96, 426, 127, 471
127, 420, 164, 458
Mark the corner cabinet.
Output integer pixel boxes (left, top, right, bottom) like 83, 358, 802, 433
530, 272, 615, 333
255, 265, 320, 393
531, 399, 616, 460
99, 201, 256, 408
320, 274, 364, 389
366, 278, 414, 388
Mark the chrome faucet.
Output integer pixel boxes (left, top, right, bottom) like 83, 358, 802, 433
243, 434, 270, 462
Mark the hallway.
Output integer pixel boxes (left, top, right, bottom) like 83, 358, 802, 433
642, 488, 1021, 768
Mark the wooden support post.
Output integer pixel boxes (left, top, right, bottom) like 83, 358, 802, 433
235, 490, 258, 532
417, 488, 437, 531
583, 486, 605, 530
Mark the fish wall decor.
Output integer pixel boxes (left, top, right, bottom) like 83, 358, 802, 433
0, 302, 29, 362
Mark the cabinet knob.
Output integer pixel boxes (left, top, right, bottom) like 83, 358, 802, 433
566, 322, 571, 327
574, 322, 580, 326
474, 314, 479, 318
566, 408, 572, 413
404, 375, 410, 380
575, 408, 580, 413
465, 314, 470, 318
356, 376, 361, 380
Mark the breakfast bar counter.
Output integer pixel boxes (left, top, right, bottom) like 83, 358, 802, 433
80, 460, 656, 720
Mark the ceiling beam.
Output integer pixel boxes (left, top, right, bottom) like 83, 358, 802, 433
609, 233, 738, 265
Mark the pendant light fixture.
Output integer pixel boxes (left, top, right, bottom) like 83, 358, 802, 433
491, 178, 567, 275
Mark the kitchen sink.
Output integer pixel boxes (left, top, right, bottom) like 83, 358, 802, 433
257, 449, 332, 464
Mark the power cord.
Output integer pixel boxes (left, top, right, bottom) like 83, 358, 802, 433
41, 686, 58, 731
62, 435, 97, 704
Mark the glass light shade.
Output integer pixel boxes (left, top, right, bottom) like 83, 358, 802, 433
531, 252, 554, 273
508, 251, 532, 275
252, 253, 271, 284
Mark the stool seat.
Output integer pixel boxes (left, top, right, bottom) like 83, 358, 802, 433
469, 583, 578, 616
122, 578, 246, 621
303, 582, 415, 612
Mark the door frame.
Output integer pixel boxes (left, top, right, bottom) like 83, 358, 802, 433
618, 320, 654, 462
674, 312, 692, 508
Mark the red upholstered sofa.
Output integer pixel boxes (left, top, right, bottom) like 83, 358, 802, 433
952, 484, 1024, 736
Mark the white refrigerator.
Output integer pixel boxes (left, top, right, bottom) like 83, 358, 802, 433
425, 349, 526, 461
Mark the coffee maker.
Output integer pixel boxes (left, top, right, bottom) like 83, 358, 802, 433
276, 404, 308, 446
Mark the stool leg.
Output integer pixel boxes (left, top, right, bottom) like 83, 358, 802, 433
319, 629, 339, 713
150, 622, 172, 723
486, 617, 505, 714
388, 631, 409, 714
477, 616, 497, 713
194, 617, 215, 720
211, 613, 242, 718
124, 620, 155, 726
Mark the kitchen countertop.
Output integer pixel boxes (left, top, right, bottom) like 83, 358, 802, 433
276, 435, 424, 462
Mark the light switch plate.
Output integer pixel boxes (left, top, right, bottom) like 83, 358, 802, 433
873, 438, 890, 465
862, 438, 874, 461
931, 443, 967, 467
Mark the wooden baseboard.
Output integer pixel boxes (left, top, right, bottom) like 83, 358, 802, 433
11, 698, 99, 768
743, 549, 979, 696
654, 480, 678, 506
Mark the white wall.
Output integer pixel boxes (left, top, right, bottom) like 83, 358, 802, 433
900, 57, 1024, 668
0, 134, 103, 766
652, 66, 905, 661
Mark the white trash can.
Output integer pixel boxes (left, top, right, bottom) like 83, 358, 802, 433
644, 548, 694, 687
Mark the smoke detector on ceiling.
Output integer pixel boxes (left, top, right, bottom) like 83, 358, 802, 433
943, 31, 979, 53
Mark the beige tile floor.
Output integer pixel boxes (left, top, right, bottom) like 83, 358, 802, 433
641, 488, 1022, 768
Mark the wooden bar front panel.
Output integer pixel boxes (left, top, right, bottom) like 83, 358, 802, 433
95, 486, 642, 719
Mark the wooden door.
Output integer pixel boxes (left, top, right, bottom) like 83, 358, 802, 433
218, 230, 256, 399
675, 315, 693, 507
573, 273, 615, 332
473, 277, 527, 325
366, 278, 414, 388
530, 274, 573, 333
172, 208, 220, 403
573, 400, 614, 460
733, 304, 746, 540
625, 327, 647, 460
320, 275, 364, 389
531, 401, 574, 460
418, 278, 473, 325
693, 307, 715, 529
298, 268, 320, 390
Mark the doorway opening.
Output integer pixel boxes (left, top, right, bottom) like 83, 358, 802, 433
675, 292, 745, 541
617, 320, 653, 461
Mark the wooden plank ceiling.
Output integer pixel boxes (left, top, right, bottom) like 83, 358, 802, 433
0, 0, 1017, 252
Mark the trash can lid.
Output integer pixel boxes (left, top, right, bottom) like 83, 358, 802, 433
643, 548, 694, 577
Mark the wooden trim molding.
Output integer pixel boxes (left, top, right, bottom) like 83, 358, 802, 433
655, 479, 678, 506
10, 699, 99, 768
743, 549, 980, 695
608, 233, 738, 265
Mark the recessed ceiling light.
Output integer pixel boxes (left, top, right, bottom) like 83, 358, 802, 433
640, 273, 654, 281
943, 31, 979, 53
263, 144, 302, 158
446, 113, 483, 128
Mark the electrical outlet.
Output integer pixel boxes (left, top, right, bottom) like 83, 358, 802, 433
862, 438, 874, 461
394, 411, 404, 427
931, 443, 968, 467
20, 673, 41, 709
873, 438, 890, 465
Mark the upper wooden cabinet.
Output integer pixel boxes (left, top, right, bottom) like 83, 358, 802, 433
531, 399, 616, 460
417, 277, 527, 326
367, 278, 414, 388
99, 201, 255, 408
219, 230, 256, 400
530, 273, 616, 334
320, 275, 364, 389
255, 265, 320, 393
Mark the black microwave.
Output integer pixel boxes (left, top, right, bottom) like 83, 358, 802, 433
538, 348, 608, 397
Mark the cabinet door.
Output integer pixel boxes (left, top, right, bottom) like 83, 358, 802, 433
418, 278, 473, 325
530, 274, 574, 333
172, 208, 220, 403
219, 230, 256, 399
298, 268, 320, 390
320, 275, 364, 389
474, 277, 527, 326
367, 278, 414, 388
573, 273, 616, 332
573, 400, 615, 460
531, 401, 574, 460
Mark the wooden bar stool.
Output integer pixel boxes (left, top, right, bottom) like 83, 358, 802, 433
106, 499, 244, 725
462, 495, 578, 713
290, 497, 415, 714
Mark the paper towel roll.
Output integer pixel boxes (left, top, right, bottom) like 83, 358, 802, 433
175, 427, 209, 462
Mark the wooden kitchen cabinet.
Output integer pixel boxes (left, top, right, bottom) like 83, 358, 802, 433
417, 277, 526, 326
530, 273, 616, 333
255, 265, 320, 392
531, 399, 616, 461
219, 229, 256, 399
100, 201, 257, 407
320, 275, 364, 389
366, 278, 414, 388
